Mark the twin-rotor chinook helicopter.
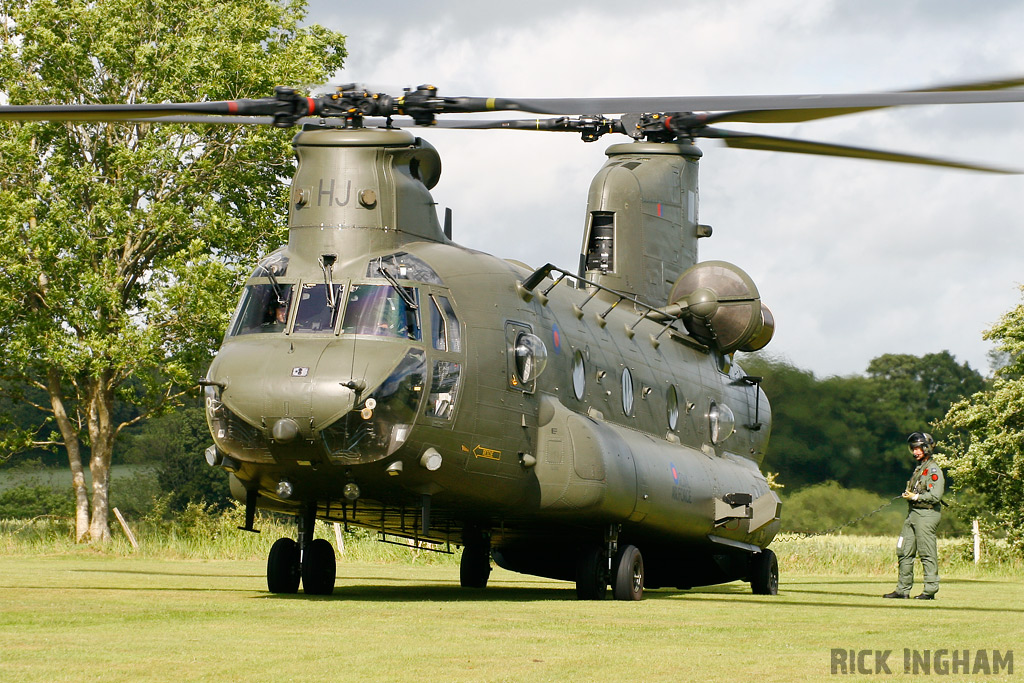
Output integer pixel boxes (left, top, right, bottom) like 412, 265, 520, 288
4, 77, 1023, 599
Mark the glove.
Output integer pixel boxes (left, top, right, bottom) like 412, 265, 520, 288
902, 491, 919, 501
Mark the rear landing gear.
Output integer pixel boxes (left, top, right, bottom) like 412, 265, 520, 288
576, 527, 646, 600
460, 543, 492, 588
575, 545, 607, 600
750, 548, 779, 595
612, 544, 644, 601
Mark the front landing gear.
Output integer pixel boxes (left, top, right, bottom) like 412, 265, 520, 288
302, 538, 337, 595
266, 507, 336, 596
460, 529, 492, 589
267, 537, 300, 594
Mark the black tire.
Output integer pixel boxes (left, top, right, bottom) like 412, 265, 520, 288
750, 548, 779, 595
575, 545, 607, 600
301, 538, 337, 596
267, 537, 301, 594
460, 544, 491, 589
612, 545, 644, 601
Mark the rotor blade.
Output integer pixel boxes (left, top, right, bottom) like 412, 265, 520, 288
701, 75, 1024, 125
6, 80, 1024, 126
404, 117, 621, 132
703, 127, 1021, 174
0, 101, 240, 121
442, 86, 1024, 118
0, 91, 318, 125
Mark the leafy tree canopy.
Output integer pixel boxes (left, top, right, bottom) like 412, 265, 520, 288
0, 0, 346, 540
741, 350, 984, 494
939, 287, 1024, 554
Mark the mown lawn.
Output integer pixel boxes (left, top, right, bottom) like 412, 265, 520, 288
0, 554, 1019, 682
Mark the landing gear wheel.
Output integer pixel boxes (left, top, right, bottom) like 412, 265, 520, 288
750, 548, 779, 595
267, 537, 300, 594
460, 544, 492, 588
301, 538, 337, 595
612, 544, 644, 601
575, 545, 607, 600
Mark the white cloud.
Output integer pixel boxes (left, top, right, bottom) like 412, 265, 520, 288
305, 0, 1024, 376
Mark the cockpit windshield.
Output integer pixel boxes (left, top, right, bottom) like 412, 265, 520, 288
292, 283, 344, 334
229, 283, 293, 336
342, 284, 421, 340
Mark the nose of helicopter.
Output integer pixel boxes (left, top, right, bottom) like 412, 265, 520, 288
207, 337, 409, 448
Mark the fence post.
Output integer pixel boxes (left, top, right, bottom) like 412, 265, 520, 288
113, 507, 139, 550
333, 522, 345, 556
972, 519, 981, 565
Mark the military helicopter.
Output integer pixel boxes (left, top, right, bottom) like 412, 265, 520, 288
3, 77, 1022, 600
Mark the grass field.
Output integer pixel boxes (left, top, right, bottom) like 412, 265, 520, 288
1, 549, 1020, 682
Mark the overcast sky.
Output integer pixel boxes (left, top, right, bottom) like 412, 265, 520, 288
304, 0, 1024, 378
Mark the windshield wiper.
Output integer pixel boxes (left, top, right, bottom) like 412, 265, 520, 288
376, 257, 418, 310
257, 265, 287, 305
320, 254, 338, 309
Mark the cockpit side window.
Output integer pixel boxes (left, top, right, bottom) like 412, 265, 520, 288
229, 283, 293, 336
342, 284, 421, 340
430, 295, 461, 352
292, 283, 344, 334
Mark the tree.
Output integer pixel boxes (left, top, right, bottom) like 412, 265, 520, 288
122, 402, 231, 512
864, 351, 986, 485
0, 0, 346, 541
939, 287, 1024, 555
741, 350, 984, 494
866, 351, 986, 426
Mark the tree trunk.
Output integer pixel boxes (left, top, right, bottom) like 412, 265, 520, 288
88, 452, 111, 543
87, 375, 116, 543
46, 368, 90, 541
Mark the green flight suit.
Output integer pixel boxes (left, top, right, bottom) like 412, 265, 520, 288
895, 456, 944, 596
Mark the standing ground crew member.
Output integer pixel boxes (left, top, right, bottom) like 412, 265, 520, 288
884, 432, 944, 600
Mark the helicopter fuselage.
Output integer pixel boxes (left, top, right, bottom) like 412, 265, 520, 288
203, 125, 780, 592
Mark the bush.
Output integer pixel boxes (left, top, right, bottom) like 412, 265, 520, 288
0, 484, 74, 519
782, 482, 902, 535
782, 481, 971, 536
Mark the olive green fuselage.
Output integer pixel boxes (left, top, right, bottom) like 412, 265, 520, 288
205, 126, 780, 588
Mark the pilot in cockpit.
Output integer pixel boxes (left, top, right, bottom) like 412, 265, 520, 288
377, 297, 408, 337
264, 298, 289, 330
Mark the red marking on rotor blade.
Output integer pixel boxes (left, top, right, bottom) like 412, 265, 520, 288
308, 97, 316, 114
228, 101, 238, 114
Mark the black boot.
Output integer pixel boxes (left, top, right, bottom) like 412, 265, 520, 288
883, 591, 908, 599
